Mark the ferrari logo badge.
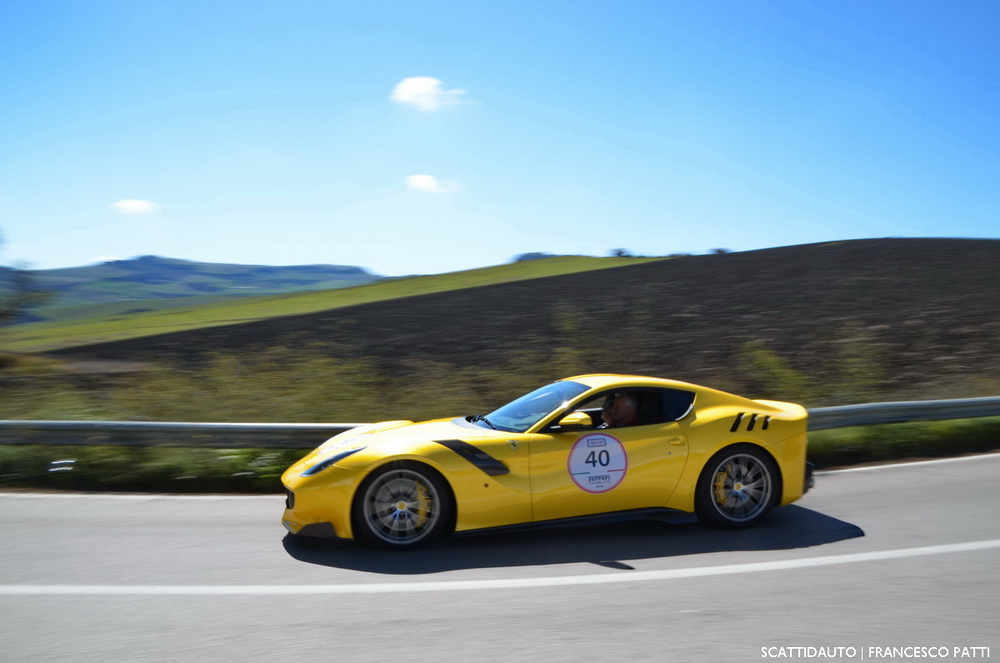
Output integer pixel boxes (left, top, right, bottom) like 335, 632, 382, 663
507, 440, 519, 451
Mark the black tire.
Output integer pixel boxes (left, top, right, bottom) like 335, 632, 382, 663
351, 462, 454, 549
695, 445, 778, 528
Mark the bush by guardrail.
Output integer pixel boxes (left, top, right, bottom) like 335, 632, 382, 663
1, 397, 998, 492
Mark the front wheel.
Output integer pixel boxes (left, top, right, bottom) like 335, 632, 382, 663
352, 463, 454, 549
695, 445, 778, 528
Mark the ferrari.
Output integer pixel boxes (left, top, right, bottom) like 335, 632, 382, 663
281, 374, 812, 548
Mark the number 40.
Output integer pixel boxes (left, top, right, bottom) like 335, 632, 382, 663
585, 450, 611, 467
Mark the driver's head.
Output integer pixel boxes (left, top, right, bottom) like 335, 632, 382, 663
602, 392, 638, 427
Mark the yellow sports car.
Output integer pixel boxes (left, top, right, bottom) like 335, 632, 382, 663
281, 374, 812, 548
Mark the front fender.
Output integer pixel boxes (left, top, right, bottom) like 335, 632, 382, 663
324, 437, 533, 534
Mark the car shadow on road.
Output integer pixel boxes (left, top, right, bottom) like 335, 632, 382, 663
281, 505, 864, 574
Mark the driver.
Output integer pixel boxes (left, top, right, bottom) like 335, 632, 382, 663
600, 392, 640, 428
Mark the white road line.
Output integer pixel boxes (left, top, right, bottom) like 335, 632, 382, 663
2, 539, 998, 596
0, 492, 282, 501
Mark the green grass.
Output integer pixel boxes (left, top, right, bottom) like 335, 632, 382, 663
1, 256, 664, 353
25, 293, 260, 324
808, 417, 1000, 468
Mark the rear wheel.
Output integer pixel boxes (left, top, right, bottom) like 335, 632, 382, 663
695, 445, 778, 528
352, 463, 453, 549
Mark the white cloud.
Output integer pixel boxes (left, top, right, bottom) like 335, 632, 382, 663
390, 77, 466, 111
404, 174, 461, 193
110, 199, 160, 214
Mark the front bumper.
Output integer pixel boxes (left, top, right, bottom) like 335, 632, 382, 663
280, 459, 362, 540
281, 486, 351, 539
283, 518, 343, 539
280, 482, 355, 540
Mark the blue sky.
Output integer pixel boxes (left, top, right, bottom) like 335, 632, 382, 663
1, 0, 998, 276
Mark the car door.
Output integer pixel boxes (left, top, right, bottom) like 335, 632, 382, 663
528, 420, 688, 523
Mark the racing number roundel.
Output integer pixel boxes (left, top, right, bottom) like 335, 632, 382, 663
568, 433, 628, 493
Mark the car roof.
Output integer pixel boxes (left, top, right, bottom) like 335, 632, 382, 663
561, 374, 700, 392
558, 374, 802, 415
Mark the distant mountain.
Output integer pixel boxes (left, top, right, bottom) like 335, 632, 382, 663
514, 252, 568, 262
29, 255, 381, 309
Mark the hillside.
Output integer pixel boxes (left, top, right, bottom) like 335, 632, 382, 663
1, 255, 662, 352
43, 239, 1000, 403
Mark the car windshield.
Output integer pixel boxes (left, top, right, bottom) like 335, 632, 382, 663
479, 380, 590, 433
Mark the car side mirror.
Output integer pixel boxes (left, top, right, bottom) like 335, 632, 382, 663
554, 412, 592, 432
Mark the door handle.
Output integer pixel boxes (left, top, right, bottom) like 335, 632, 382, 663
667, 437, 685, 446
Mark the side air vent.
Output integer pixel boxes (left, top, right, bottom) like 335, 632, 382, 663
434, 439, 510, 476
731, 413, 772, 433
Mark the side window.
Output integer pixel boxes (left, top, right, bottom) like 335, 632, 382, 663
603, 389, 696, 426
661, 389, 695, 422
563, 388, 696, 430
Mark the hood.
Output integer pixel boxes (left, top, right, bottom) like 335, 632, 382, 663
312, 416, 497, 455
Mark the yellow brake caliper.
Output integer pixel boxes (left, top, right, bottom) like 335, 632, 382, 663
412, 483, 431, 528
714, 467, 730, 505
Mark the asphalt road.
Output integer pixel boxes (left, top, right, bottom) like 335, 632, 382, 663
1, 455, 998, 663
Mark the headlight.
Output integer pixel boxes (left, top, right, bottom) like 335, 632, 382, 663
301, 447, 365, 477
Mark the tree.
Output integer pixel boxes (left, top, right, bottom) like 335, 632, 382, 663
0, 231, 50, 327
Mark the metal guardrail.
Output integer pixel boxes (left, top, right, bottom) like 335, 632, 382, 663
0, 421, 362, 449
0, 396, 999, 448
807, 396, 1000, 430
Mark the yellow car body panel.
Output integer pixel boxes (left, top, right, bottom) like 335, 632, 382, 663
281, 374, 810, 545
528, 422, 689, 522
